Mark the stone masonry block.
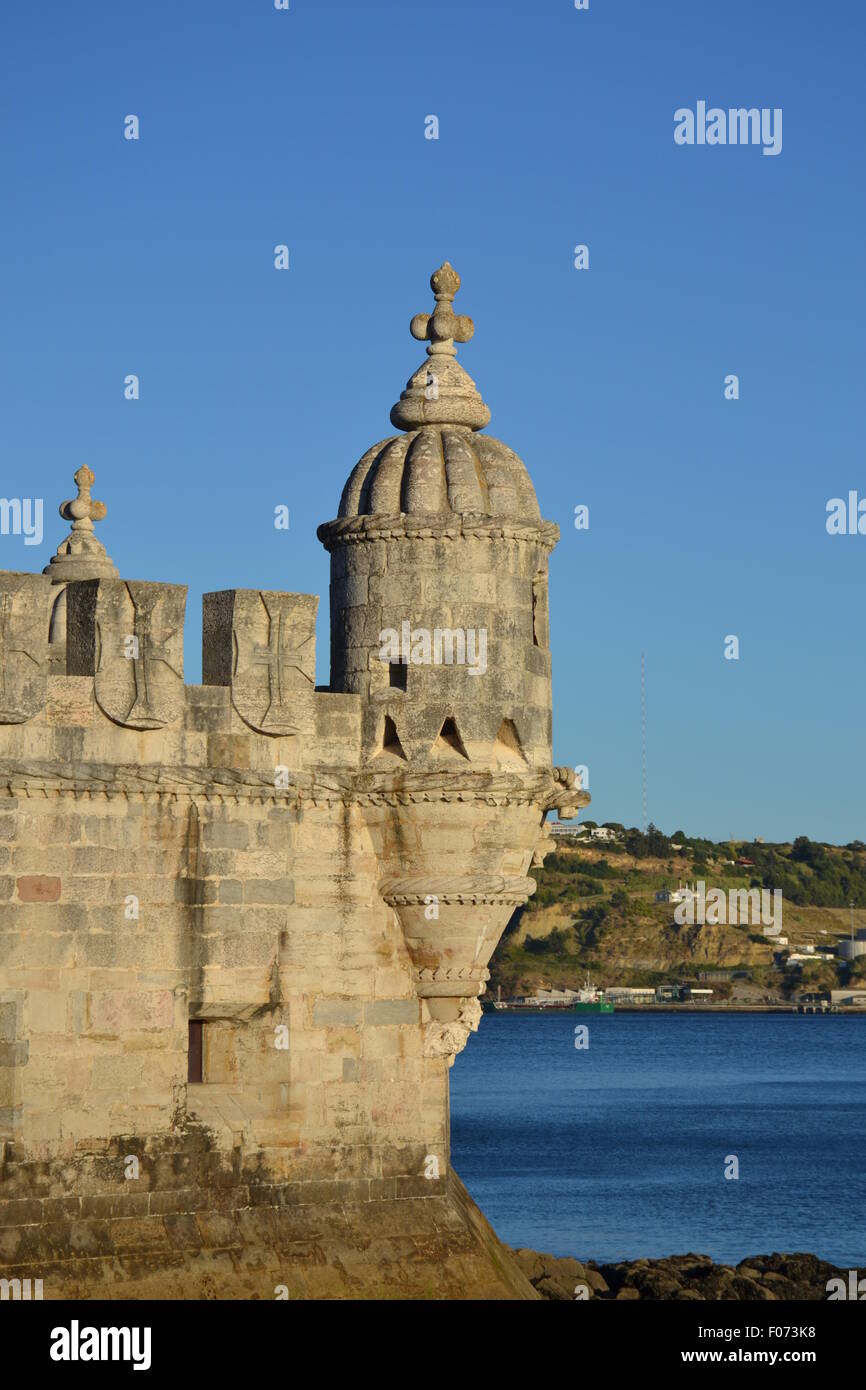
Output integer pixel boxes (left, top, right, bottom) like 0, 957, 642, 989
27, 991, 67, 1033
87, 991, 174, 1034
201, 821, 249, 850
312, 1000, 363, 1028
0, 1002, 20, 1041
364, 1000, 420, 1026
16, 876, 61, 903
243, 879, 294, 905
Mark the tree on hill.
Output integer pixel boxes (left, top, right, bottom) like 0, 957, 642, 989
791, 836, 827, 868
781, 960, 838, 999
574, 902, 608, 944
646, 823, 671, 857
622, 825, 673, 858
622, 828, 646, 858
524, 927, 571, 956
575, 858, 617, 880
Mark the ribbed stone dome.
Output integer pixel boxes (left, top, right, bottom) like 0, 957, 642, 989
335, 262, 541, 522
338, 427, 541, 520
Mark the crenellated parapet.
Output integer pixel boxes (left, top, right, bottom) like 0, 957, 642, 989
0, 564, 358, 769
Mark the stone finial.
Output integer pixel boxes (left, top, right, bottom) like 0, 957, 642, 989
409, 263, 475, 359
390, 263, 491, 432
43, 466, 119, 581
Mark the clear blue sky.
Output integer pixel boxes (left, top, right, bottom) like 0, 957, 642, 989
2, 1, 863, 843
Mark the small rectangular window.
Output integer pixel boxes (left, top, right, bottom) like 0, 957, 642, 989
188, 1020, 203, 1084
532, 574, 549, 648
389, 661, 407, 690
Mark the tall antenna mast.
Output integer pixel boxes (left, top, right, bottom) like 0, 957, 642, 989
641, 651, 647, 833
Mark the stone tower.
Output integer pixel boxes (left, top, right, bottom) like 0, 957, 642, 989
0, 264, 585, 1299
319, 262, 579, 1053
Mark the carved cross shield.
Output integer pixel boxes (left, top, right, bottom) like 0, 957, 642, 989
93, 580, 186, 729
0, 572, 51, 724
231, 590, 317, 735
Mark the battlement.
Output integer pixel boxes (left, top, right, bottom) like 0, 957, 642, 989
0, 571, 361, 779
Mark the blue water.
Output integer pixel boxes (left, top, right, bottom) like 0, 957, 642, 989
450, 1013, 866, 1267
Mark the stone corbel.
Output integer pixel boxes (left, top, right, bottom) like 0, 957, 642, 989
380, 874, 535, 1023
531, 831, 555, 869
423, 997, 483, 1065
530, 766, 592, 866
544, 765, 591, 822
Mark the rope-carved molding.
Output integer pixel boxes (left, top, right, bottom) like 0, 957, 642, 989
0, 760, 569, 812
379, 874, 536, 907
317, 513, 559, 551
415, 967, 491, 982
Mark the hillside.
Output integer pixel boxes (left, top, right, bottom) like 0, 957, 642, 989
488, 826, 866, 1001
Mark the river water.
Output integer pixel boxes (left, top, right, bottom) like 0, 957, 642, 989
450, 1011, 866, 1266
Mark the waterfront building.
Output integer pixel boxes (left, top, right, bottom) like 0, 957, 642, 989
838, 930, 866, 962
550, 823, 585, 840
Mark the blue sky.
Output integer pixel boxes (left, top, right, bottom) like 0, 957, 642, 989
1, 1, 863, 843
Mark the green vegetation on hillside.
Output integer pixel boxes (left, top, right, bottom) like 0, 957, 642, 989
488, 828, 866, 1001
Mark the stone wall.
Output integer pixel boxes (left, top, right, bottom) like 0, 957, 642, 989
0, 573, 549, 1296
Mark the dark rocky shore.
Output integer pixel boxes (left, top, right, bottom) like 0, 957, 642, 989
512, 1248, 848, 1300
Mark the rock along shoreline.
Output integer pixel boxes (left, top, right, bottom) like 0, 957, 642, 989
513, 1248, 850, 1300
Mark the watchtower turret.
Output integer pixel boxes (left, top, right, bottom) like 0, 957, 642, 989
318, 265, 585, 1050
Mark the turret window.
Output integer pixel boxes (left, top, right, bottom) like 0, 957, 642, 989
188, 1020, 203, 1084
432, 717, 469, 760
532, 573, 549, 648
380, 715, 408, 760
495, 718, 526, 763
